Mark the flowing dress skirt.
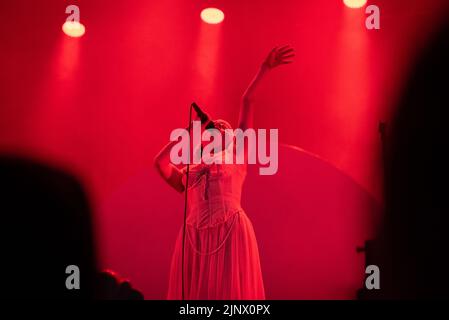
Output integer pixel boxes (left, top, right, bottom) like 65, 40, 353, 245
167, 210, 265, 300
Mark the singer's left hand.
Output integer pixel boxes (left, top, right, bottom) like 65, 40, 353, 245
262, 45, 295, 70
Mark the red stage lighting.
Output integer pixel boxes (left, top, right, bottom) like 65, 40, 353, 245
200, 8, 225, 24
62, 21, 85, 38
343, 0, 367, 9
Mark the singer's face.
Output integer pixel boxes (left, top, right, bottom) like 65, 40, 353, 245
201, 127, 232, 153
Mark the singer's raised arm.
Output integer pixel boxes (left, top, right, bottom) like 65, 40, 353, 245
238, 45, 295, 131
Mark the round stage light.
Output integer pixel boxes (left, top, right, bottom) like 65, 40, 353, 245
62, 21, 86, 38
200, 8, 225, 24
343, 0, 367, 9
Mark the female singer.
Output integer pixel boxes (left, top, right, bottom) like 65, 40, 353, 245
154, 45, 295, 299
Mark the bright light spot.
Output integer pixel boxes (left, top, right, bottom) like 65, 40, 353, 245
62, 21, 85, 38
200, 8, 224, 24
343, 0, 367, 9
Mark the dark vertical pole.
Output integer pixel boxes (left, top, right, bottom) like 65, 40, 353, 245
181, 104, 193, 300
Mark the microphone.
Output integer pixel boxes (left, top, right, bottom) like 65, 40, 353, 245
191, 102, 210, 124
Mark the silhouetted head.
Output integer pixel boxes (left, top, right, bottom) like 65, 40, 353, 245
95, 269, 144, 300
0, 155, 97, 299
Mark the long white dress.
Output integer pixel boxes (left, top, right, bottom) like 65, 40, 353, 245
167, 160, 265, 300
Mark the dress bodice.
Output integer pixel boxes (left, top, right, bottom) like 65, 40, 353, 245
182, 162, 247, 229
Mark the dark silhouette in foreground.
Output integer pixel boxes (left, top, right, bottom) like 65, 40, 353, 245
366, 20, 449, 299
0, 155, 143, 299
1, 156, 97, 298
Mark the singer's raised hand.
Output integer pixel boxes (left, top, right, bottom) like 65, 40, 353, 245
262, 45, 295, 70
239, 45, 295, 131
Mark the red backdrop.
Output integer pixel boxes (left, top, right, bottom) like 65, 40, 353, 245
1, 0, 448, 299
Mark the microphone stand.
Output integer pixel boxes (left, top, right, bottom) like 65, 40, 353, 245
181, 103, 194, 300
